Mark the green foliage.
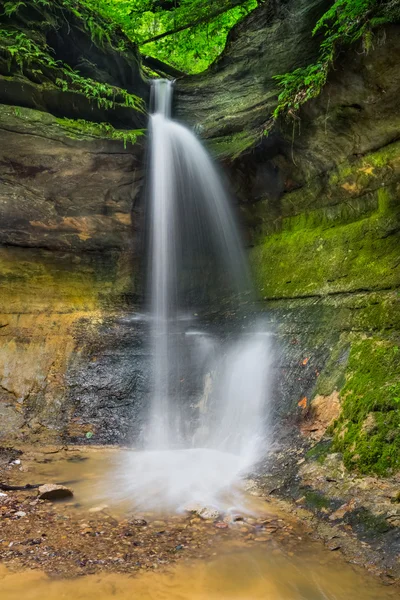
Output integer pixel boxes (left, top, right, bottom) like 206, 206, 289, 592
0, 27, 58, 71
332, 339, 400, 476
273, 0, 400, 120
0, 25, 145, 112
84, 0, 259, 73
55, 70, 145, 112
2, 0, 260, 79
272, 63, 328, 120
3, 2, 27, 17
56, 116, 144, 147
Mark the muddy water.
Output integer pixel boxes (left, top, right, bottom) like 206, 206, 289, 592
3, 448, 398, 599
19, 448, 267, 515
1, 543, 397, 600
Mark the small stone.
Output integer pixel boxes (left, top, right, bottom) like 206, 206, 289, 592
223, 513, 244, 524
215, 522, 228, 529
132, 518, 147, 526
88, 504, 108, 513
185, 503, 220, 520
150, 520, 166, 528
38, 484, 73, 501
15, 511, 26, 517
390, 491, 400, 504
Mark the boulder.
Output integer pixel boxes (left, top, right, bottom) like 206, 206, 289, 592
38, 484, 73, 501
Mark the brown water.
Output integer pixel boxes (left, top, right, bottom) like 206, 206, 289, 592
4, 448, 397, 599
19, 448, 268, 516
1, 544, 397, 600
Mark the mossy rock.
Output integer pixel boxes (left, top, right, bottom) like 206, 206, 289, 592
331, 337, 400, 476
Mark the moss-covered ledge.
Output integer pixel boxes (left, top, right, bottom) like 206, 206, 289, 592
0, 104, 145, 150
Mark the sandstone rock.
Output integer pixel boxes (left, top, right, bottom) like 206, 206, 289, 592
300, 392, 341, 441
38, 484, 73, 501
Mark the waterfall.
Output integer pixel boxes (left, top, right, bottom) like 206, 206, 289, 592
113, 80, 272, 512
147, 79, 253, 450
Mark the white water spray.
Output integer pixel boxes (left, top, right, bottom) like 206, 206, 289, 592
112, 80, 272, 512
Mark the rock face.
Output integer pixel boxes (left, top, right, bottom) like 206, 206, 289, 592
0, 1, 153, 444
175, 0, 332, 155
176, 1, 400, 478
0, 103, 147, 443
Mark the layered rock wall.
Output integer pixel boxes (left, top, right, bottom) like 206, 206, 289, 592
0, 105, 146, 442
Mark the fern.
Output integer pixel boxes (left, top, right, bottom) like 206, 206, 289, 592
3, 1, 27, 16
0, 26, 145, 113
273, 0, 400, 121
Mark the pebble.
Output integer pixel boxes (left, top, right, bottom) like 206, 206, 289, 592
150, 520, 167, 528
88, 504, 108, 513
15, 511, 26, 517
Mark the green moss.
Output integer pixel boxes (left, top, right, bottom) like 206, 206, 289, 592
55, 117, 144, 147
346, 507, 393, 535
250, 140, 400, 300
306, 439, 333, 464
332, 338, 400, 476
304, 490, 331, 510
207, 130, 259, 161
250, 196, 400, 299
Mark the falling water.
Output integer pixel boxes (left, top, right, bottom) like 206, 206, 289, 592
147, 79, 252, 450
113, 79, 272, 512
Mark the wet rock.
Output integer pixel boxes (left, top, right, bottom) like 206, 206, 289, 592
223, 512, 244, 524
88, 504, 108, 513
185, 504, 220, 520
132, 519, 148, 527
38, 484, 73, 501
329, 499, 356, 521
